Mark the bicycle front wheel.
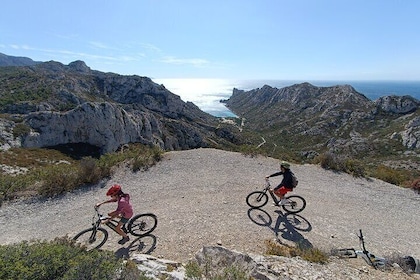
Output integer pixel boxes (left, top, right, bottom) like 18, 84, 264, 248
128, 213, 158, 237
282, 195, 306, 213
73, 227, 108, 250
246, 191, 268, 208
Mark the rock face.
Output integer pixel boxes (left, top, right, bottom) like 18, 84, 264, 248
225, 83, 420, 157
0, 59, 241, 154
129, 246, 418, 280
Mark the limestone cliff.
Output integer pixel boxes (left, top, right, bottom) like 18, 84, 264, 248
0, 60, 241, 154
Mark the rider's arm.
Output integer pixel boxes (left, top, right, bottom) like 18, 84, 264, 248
266, 171, 283, 178
95, 197, 118, 207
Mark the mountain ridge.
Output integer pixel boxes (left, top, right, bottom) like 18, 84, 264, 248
224, 82, 420, 177
0, 54, 242, 154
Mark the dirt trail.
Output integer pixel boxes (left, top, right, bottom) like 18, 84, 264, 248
0, 148, 419, 262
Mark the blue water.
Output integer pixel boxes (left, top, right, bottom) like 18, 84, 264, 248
237, 80, 420, 100
154, 79, 420, 117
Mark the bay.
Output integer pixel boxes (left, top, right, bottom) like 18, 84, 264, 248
153, 78, 420, 117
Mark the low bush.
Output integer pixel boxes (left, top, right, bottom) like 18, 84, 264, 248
313, 152, 366, 177
265, 239, 329, 264
184, 259, 249, 280
38, 164, 82, 196
371, 165, 405, 186
12, 123, 31, 138
0, 144, 164, 200
0, 238, 125, 280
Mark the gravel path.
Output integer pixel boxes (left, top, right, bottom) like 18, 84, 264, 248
1, 148, 419, 263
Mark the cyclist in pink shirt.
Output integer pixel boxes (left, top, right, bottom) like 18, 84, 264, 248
96, 184, 133, 244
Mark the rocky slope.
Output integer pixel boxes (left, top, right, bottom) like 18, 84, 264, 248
224, 83, 420, 172
0, 58, 241, 154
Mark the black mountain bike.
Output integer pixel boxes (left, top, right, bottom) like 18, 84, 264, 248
73, 206, 158, 250
246, 178, 306, 213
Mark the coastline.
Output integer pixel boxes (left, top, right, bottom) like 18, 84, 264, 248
154, 78, 420, 117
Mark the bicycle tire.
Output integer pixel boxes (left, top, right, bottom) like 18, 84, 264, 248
128, 213, 158, 237
246, 191, 269, 208
331, 248, 357, 258
73, 227, 108, 250
281, 195, 306, 213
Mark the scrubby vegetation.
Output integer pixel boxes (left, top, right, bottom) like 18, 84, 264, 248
0, 144, 163, 203
264, 239, 329, 264
184, 259, 249, 280
0, 238, 150, 280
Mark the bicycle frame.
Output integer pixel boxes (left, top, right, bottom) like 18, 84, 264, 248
335, 229, 386, 269
93, 207, 127, 235
265, 179, 292, 204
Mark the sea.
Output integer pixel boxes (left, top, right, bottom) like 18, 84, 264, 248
153, 79, 420, 118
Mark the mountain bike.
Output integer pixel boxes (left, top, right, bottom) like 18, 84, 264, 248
331, 229, 386, 269
246, 178, 306, 213
73, 206, 158, 250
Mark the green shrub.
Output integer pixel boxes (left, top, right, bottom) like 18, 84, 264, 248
265, 239, 329, 264
297, 247, 329, 264
314, 152, 366, 177
372, 165, 405, 186
0, 238, 123, 280
119, 260, 153, 280
0, 174, 28, 203
78, 157, 104, 184
12, 123, 31, 138
185, 260, 202, 279
131, 145, 163, 172
315, 152, 342, 171
343, 158, 366, 177
37, 164, 81, 197
0, 144, 164, 200
265, 239, 292, 257
185, 259, 250, 280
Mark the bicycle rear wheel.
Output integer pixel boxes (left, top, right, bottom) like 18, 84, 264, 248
128, 213, 158, 237
331, 248, 357, 258
246, 191, 268, 208
281, 195, 306, 213
73, 227, 108, 250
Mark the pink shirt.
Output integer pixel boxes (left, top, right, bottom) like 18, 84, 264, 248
116, 194, 133, 219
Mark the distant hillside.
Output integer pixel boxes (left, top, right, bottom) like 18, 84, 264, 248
0, 58, 243, 155
0, 52, 41, 66
225, 82, 420, 175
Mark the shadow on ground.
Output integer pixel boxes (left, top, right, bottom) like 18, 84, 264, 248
247, 207, 313, 249
115, 234, 157, 259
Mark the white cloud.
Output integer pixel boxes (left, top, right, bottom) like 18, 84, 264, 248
89, 41, 110, 49
160, 56, 209, 67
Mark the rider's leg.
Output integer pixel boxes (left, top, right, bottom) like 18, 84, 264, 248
274, 187, 290, 205
116, 222, 128, 238
116, 218, 130, 244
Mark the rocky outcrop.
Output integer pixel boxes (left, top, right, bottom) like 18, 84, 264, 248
225, 83, 420, 155
128, 246, 418, 280
23, 102, 161, 153
375, 95, 420, 114
0, 59, 241, 154
400, 116, 420, 149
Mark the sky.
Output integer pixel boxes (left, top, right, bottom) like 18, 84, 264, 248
1, 0, 420, 81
